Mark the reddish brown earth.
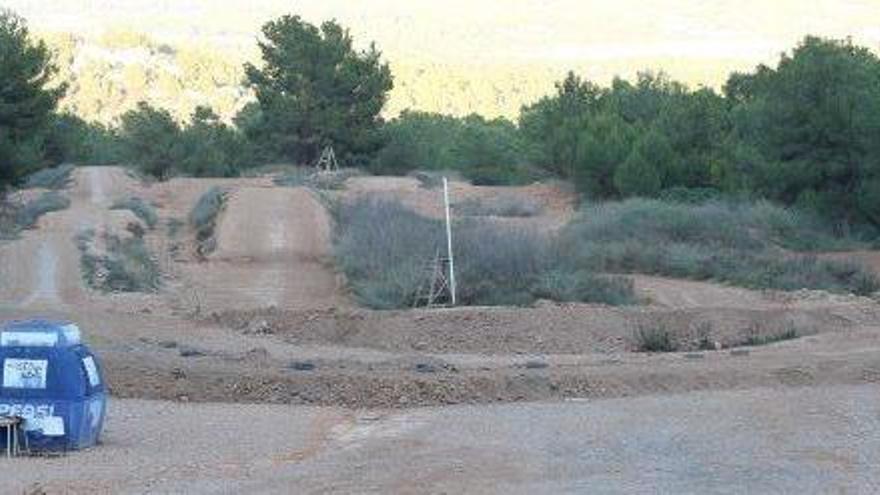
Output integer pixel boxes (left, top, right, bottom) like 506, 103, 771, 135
0, 167, 879, 410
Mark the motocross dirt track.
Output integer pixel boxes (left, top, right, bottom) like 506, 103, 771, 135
3, 167, 880, 493
177, 185, 344, 313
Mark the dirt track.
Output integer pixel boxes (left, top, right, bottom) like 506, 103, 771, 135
0, 167, 142, 310
2, 167, 880, 491
7, 385, 879, 494
181, 186, 343, 312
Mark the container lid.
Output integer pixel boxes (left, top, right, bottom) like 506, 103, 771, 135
0, 320, 82, 348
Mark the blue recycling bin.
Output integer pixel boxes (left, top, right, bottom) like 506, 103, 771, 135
0, 320, 107, 451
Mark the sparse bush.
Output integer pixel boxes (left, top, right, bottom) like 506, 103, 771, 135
15, 192, 70, 229
335, 198, 444, 308
22, 164, 75, 190
455, 195, 543, 218
334, 199, 636, 308
633, 325, 678, 353
274, 168, 362, 190
409, 170, 463, 189
111, 197, 158, 229
560, 198, 877, 295
454, 221, 551, 306
77, 229, 160, 292
189, 186, 227, 256
532, 271, 636, 306
166, 218, 184, 238
740, 322, 799, 347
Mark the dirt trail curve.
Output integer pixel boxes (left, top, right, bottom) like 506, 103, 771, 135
179, 186, 345, 312
0, 167, 138, 309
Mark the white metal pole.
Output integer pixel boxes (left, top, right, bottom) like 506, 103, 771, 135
443, 177, 457, 306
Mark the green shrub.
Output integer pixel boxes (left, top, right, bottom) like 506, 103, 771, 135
334, 199, 636, 308
16, 192, 71, 229
560, 198, 877, 295
111, 197, 158, 229
371, 111, 536, 186
634, 325, 678, 353
532, 271, 636, 306
335, 198, 445, 308
77, 230, 160, 293
189, 186, 227, 256
22, 164, 75, 189
455, 196, 543, 217
739, 323, 800, 347
274, 168, 362, 190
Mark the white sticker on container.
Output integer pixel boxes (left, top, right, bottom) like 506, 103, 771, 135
0, 331, 58, 347
34, 416, 65, 436
82, 356, 100, 387
3, 359, 48, 389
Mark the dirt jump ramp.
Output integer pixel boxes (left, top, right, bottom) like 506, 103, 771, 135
181, 187, 345, 312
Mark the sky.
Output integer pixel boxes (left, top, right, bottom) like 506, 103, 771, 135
6, 0, 880, 102
9, 1, 879, 64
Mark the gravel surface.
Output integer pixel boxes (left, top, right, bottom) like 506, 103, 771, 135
7, 385, 879, 494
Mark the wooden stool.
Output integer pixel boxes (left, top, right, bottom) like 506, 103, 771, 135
0, 416, 23, 458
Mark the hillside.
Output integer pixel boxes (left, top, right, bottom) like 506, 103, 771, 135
8, 0, 880, 122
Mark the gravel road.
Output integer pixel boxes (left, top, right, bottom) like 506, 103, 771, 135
7, 384, 879, 494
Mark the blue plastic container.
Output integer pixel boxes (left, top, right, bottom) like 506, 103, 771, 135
0, 320, 107, 451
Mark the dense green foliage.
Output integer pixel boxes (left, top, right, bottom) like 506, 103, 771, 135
0, 10, 66, 191
371, 111, 540, 185
243, 15, 393, 166
45, 114, 123, 165
120, 103, 250, 180
519, 37, 880, 230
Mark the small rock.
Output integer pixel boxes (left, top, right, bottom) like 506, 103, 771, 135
179, 346, 206, 358
289, 361, 316, 371
158, 340, 178, 349
171, 368, 186, 380
523, 360, 549, 369
412, 341, 429, 351
245, 319, 274, 335
415, 363, 437, 373
244, 347, 270, 360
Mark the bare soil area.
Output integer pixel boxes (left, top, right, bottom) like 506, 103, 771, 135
3, 167, 880, 492
1, 167, 879, 411
7, 385, 879, 494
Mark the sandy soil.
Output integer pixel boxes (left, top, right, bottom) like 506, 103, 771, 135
2, 167, 880, 492
180, 186, 343, 312
7, 385, 879, 494
0, 167, 147, 311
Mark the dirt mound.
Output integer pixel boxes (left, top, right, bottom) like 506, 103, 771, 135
212, 284, 880, 355
344, 176, 576, 230
175, 186, 345, 312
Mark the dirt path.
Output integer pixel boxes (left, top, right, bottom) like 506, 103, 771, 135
179, 186, 344, 312
0, 167, 143, 310
7, 384, 879, 494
